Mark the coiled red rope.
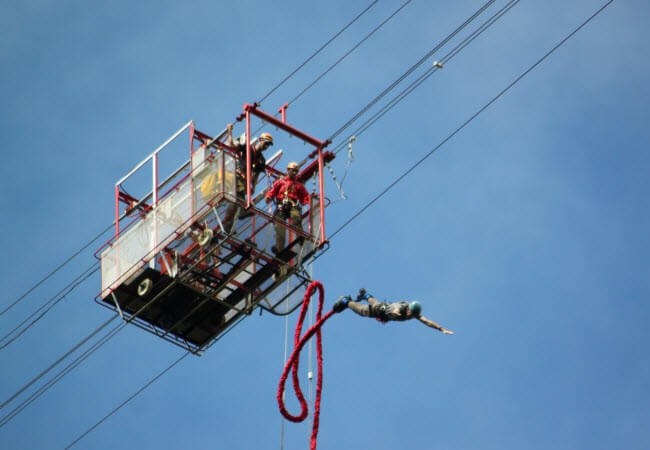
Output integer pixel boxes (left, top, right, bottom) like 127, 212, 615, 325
277, 280, 337, 450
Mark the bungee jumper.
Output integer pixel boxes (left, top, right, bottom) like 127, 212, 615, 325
333, 288, 454, 334
278, 282, 454, 449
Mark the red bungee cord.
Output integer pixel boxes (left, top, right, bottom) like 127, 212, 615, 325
277, 280, 338, 450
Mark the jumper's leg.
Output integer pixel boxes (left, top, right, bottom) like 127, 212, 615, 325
347, 301, 370, 317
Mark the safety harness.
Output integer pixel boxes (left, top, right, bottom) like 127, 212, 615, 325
278, 179, 300, 211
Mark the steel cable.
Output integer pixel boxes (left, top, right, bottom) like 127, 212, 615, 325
286, 0, 413, 107
251, 0, 413, 137
328, 0, 522, 156
64, 314, 247, 449
0, 263, 100, 350
327, 0, 497, 142
330, 0, 615, 240
258, 0, 380, 104
0, 224, 112, 317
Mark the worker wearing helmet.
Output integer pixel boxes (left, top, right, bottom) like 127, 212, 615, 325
222, 124, 274, 232
333, 289, 454, 334
265, 161, 310, 254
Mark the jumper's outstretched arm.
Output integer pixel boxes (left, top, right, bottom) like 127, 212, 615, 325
418, 316, 454, 335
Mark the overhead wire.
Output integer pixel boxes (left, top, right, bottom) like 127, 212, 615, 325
313, 0, 506, 202
0, 317, 122, 428
0, 315, 117, 413
286, 0, 412, 107
328, 0, 522, 156
0, 262, 100, 350
326, 0, 497, 142
65, 315, 247, 449
0, 227, 247, 428
251, 0, 413, 137
64, 352, 190, 449
258, 0, 380, 104
329, 0, 615, 240
0, 224, 112, 317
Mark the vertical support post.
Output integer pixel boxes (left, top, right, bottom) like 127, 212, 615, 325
251, 215, 256, 275
189, 121, 195, 217
152, 153, 159, 269
245, 109, 251, 209
114, 183, 120, 278
317, 147, 326, 244
114, 184, 120, 241
278, 103, 288, 123
153, 154, 159, 206
221, 147, 225, 198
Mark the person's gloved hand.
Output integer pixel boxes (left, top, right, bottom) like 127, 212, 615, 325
356, 288, 370, 302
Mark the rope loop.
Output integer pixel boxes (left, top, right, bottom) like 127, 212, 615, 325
277, 281, 337, 449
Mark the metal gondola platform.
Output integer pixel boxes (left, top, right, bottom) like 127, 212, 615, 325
95, 104, 333, 355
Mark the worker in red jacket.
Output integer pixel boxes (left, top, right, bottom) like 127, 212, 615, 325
265, 161, 310, 254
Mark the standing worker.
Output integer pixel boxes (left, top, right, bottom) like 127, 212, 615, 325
222, 123, 274, 232
265, 161, 310, 255
334, 289, 454, 334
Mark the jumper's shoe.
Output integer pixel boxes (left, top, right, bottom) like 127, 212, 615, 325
333, 297, 348, 313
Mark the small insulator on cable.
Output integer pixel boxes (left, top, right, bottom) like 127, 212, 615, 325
308, 371, 313, 380
433, 61, 443, 69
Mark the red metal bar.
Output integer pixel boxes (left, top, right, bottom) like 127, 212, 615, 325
317, 148, 326, 244
190, 121, 195, 217
297, 151, 335, 183
115, 185, 119, 241
221, 146, 225, 197
246, 110, 251, 208
154, 152, 159, 259
278, 103, 288, 123
244, 103, 328, 149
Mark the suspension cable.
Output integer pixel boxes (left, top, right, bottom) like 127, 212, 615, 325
0, 230, 243, 427
64, 351, 190, 450
0, 315, 117, 413
0, 224, 111, 317
0, 262, 100, 350
330, 0, 615, 240
287, 0, 412, 107
328, 0, 522, 157
65, 315, 246, 449
258, 0, 380, 104
327, 0, 497, 142
251, 0, 412, 137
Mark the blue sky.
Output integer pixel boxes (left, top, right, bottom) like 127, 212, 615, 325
1, 0, 649, 449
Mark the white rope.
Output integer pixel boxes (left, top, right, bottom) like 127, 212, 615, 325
326, 135, 355, 202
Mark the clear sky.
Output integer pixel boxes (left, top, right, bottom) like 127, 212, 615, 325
1, 1, 649, 449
